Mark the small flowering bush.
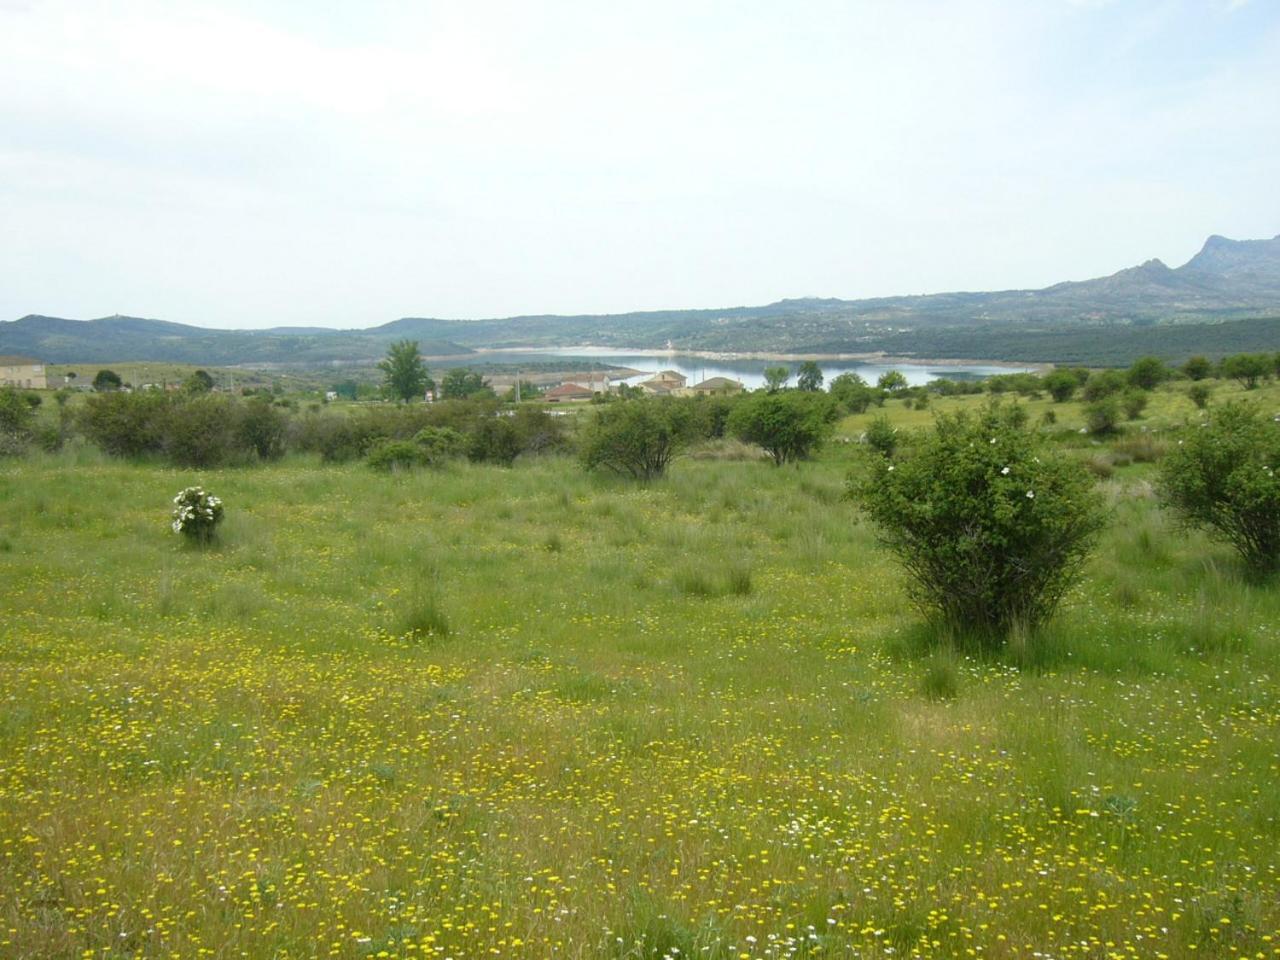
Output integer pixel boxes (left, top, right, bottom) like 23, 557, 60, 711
171, 486, 224, 544
851, 404, 1105, 644
1159, 402, 1280, 576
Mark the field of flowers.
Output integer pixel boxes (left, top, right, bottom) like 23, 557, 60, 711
2, 390, 1279, 958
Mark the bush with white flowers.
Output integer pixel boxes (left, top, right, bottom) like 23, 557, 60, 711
851, 402, 1105, 645
171, 486, 224, 544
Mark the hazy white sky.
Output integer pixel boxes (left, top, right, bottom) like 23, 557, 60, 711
2, 0, 1277, 329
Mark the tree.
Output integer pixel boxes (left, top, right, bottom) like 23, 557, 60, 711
1219, 353, 1270, 390
0, 387, 35, 455
877, 370, 908, 392
727, 391, 833, 466
1159, 403, 1280, 576
851, 403, 1104, 643
378, 340, 432, 402
1188, 384, 1211, 409
796, 361, 824, 392
93, 369, 123, 392
1043, 370, 1079, 403
1081, 369, 1125, 401
183, 369, 215, 394
440, 368, 492, 400
579, 399, 701, 481
1182, 356, 1212, 381
1126, 356, 1166, 391
829, 372, 874, 413
763, 366, 790, 393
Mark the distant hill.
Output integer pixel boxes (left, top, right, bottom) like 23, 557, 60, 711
0, 314, 472, 365
4, 233, 1278, 365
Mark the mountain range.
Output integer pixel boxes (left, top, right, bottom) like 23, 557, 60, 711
3, 233, 1278, 366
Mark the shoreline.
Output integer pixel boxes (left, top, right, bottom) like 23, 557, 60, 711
471, 345, 1048, 371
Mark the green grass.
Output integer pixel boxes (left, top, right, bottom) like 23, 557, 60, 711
2, 379, 1279, 958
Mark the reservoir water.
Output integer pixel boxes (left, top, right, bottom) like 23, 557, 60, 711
471, 347, 1035, 390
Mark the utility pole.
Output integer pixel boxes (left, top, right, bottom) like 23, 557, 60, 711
515, 369, 521, 403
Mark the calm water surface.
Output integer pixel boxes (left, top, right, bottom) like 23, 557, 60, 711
475, 348, 1034, 390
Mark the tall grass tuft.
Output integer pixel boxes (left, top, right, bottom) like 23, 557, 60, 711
919, 653, 960, 701
393, 588, 451, 643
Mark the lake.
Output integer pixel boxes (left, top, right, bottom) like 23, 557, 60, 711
471, 347, 1035, 390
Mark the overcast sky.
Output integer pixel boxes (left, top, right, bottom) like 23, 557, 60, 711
2, 0, 1277, 330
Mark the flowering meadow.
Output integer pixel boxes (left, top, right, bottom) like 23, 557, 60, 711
2, 414, 1279, 957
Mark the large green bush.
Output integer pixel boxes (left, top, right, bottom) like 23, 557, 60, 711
726, 391, 833, 466
162, 394, 240, 467
78, 391, 169, 458
467, 418, 522, 466
0, 387, 35, 456
1042, 370, 1078, 402
579, 398, 702, 480
852, 405, 1104, 643
1158, 403, 1280, 576
236, 397, 288, 460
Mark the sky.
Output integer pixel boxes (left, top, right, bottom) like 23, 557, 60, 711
1, 0, 1278, 330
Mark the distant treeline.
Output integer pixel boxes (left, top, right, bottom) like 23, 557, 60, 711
826, 315, 1280, 366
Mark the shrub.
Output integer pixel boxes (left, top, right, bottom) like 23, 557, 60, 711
1081, 369, 1125, 401
851, 404, 1105, 643
171, 486, 224, 545
366, 439, 428, 472
1127, 356, 1167, 391
163, 394, 239, 467
0, 387, 35, 455
236, 397, 287, 460
1188, 383, 1211, 409
1121, 389, 1149, 421
1182, 356, 1213, 381
79, 391, 169, 458
1158, 403, 1280, 576
467, 418, 521, 466
1085, 396, 1121, 435
726, 391, 833, 466
1043, 370, 1078, 403
510, 406, 569, 454
864, 415, 899, 458
579, 399, 701, 480
413, 426, 467, 464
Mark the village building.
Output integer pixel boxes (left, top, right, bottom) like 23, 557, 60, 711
691, 376, 744, 395
543, 382, 595, 403
637, 370, 688, 395
0, 356, 47, 390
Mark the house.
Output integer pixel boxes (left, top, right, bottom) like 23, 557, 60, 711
691, 376, 744, 395
0, 356, 46, 390
544, 382, 594, 403
638, 370, 688, 395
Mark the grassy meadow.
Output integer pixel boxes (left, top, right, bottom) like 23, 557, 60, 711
2, 378, 1280, 959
